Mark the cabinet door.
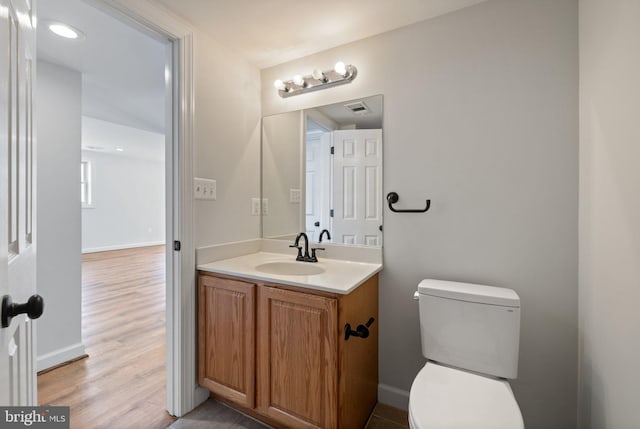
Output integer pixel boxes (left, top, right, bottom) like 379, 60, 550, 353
199, 275, 255, 408
257, 286, 338, 429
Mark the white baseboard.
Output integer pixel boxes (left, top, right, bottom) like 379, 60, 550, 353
192, 386, 210, 414
378, 383, 410, 411
37, 342, 86, 372
82, 241, 165, 254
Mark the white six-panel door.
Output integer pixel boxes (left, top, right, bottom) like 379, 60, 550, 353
305, 132, 331, 241
0, 0, 37, 406
332, 129, 382, 246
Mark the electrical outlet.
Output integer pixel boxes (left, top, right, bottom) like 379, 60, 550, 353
290, 188, 301, 203
251, 198, 261, 216
209, 180, 216, 200
262, 198, 269, 215
194, 178, 216, 200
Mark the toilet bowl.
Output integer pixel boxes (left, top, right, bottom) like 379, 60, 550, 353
410, 279, 525, 428
408, 362, 524, 429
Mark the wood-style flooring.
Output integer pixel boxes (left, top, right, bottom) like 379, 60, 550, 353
38, 245, 175, 429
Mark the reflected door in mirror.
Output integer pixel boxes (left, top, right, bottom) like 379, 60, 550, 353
332, 130, 382, 246
305, 132, 331, 241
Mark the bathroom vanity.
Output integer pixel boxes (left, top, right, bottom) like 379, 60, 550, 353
195, 93, 385, 428
197, 252, 380, 429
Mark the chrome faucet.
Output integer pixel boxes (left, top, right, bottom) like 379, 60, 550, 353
290, 232, 324, 262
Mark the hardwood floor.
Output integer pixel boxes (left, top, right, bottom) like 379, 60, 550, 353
38, 245, 176, 429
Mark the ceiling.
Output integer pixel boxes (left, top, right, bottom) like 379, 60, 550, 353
83, 117, 165, 162
151, 0, 488, 69
310, 95, 383, 130
37, 0, 487, 141
37, 0, 167, 135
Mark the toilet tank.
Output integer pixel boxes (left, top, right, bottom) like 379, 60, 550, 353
418, 279, 520, 379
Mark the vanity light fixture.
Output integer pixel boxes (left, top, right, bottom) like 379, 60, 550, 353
334, 61, 347, 76
312, 69, 328, 83
273, 61, 357, 98
292, 74, 305, 86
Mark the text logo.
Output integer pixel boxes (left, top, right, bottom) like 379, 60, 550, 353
0, 407, 69, 428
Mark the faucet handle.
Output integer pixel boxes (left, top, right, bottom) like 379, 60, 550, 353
310, 247, 325, 262
289, 244, 304, 261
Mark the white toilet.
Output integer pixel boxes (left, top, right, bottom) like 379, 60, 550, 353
409, 279, 525, 429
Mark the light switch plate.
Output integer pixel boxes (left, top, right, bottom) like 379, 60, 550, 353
290, 189, 301, 203
195, 178, 216, 200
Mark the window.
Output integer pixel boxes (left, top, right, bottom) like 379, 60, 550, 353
81, 161, 94, 208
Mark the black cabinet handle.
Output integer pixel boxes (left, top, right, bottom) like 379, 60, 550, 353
344, 317, 375, 341
1, 294, 44, 328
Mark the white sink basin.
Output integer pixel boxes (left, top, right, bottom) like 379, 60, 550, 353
255, 261, 325, 276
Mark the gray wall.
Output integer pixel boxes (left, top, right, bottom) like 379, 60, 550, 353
261, 1, 578, 428
578, 0, 640, 427
36, 60, 85, 370
193, 30, 262, 247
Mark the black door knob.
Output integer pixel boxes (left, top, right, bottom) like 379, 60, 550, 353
1, 294, 44, 328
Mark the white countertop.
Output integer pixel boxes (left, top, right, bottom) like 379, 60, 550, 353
197, 251, 382, 295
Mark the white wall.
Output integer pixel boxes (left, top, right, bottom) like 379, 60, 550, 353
262, 1, 578, 428
36, 60, 85, 370
81, 118, 165, 253
578, 1, 640, 427
193, 31, 262, 247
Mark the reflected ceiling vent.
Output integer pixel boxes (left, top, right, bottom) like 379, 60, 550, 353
344, 101, 370, 116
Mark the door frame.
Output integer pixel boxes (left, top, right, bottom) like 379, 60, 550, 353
84, 0, 205, 417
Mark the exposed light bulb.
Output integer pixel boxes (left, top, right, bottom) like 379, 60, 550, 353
334, 61, 347, 76
273, 79, 285, 90
312, 69, 324, 80
293, 74, 305, 86
49, 23, 79, 39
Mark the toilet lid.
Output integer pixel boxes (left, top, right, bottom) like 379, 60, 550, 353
409, 362, 524, 429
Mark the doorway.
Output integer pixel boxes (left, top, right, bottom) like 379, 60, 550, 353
35, 0, 180, 425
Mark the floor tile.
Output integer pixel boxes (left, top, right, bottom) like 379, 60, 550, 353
372, 403, 409, 427
171, 399, 411, 429
366, 415, 409, 429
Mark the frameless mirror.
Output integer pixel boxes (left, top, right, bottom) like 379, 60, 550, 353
262, 95, 383, 246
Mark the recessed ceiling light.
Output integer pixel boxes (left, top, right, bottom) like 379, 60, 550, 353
46, 21, 85, 40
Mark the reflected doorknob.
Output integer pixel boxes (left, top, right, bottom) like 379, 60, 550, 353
1, 294, 44, 328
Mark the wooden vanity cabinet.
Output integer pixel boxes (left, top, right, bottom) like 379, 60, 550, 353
198, 271, 378, 429
198, 275, 256, 408
257, 286, 338, 429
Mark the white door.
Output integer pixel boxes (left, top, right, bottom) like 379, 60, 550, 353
0, 0, 39, 406
332, 129, 382, 246
305, 131, 331, 241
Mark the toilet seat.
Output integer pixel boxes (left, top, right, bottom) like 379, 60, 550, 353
409, 362, 524, 429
